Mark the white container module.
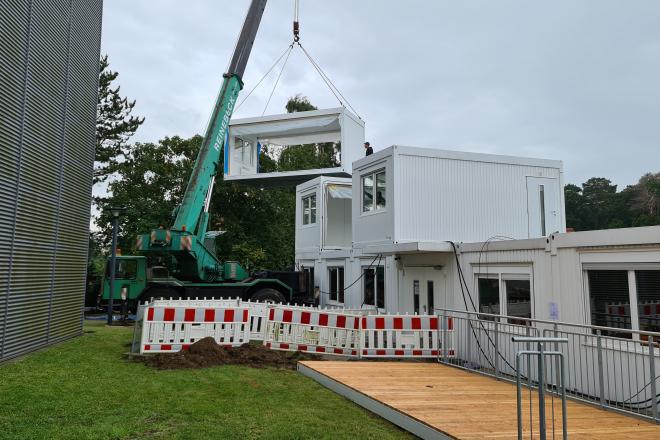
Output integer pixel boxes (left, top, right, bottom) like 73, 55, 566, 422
351, 146, 565, 249
296, 176, 352, 253
224, 108, 364, 185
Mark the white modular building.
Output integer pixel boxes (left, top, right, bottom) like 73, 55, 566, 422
351, 146, 565, 251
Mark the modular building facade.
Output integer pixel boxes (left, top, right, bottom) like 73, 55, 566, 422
0, 0, 103, 361
352, 146, 565, 250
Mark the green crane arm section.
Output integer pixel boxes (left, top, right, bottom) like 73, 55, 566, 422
137, 0, 267, 283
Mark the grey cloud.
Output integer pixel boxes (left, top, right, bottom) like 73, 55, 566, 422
102, 0, 660, 188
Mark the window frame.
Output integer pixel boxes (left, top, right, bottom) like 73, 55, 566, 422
583, 266, 660, 339
301, 193, 317, 226
327, 266, 345, 304
362, 263, 385, 309
361, 168, 386, 215
474, 265, 533, 324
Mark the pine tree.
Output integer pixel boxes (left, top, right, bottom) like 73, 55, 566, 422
95, 54, 144, 183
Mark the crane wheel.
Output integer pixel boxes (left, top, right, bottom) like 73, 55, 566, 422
250, 288, 286, 304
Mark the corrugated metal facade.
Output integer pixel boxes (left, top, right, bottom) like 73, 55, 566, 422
0, 0, 103, 361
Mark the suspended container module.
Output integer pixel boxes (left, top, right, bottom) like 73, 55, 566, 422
224, 108, 364, 185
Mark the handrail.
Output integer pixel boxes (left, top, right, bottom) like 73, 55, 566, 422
435, 306, 660, 339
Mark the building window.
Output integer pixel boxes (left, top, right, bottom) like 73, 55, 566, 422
364, 266, 385, 308
478, 277, 500, 319
302, 266, 315, 298
504, 279, 532, 325
477, 272, 533, 324
588, 270, 631, 337
328, 267, 345, 303
587, 269, 660, 337
302, 194, 316, 225
362, 170, 386, 213
636, 270, 660, 333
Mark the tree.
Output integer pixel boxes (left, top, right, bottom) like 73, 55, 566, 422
95, 55, 144, 183
95, 95, 339, 271
627, 173, 660, 226
95, 135, 198, 251
277, 95, 340, 171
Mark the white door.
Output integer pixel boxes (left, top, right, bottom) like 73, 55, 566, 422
404, 268, 445, 315
526, 177, 560, 237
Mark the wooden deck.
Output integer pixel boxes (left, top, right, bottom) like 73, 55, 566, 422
298, 361, 660, 440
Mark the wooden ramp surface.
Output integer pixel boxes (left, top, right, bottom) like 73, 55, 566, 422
299, 361, 660, 440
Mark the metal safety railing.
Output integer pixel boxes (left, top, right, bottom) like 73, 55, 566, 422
435, 307, 660, 424
512, 336, 568, 440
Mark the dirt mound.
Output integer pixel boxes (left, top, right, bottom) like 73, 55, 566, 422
142, 337, 321, 370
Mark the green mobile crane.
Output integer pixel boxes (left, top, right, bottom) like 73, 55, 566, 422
100, 0, 312, 311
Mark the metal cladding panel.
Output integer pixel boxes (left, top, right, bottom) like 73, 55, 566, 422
393, 148, 562, 244
351, 154, 394, 247
0, 0, 102, 362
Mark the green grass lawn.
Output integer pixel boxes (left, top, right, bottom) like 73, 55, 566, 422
0, 321, 412, 440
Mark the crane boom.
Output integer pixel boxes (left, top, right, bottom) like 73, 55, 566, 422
174, 0, 267, 234
137, 0, 268, 283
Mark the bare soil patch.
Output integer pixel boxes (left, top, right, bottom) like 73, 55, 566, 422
141, 337, 322, 370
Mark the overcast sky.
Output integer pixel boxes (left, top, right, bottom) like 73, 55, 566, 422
101, 0, 660, 188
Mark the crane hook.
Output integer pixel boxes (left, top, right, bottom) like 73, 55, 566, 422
293, 21, 300, 42
293, 0, 300, 42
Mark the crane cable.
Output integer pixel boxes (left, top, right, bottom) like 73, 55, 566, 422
237, 0, 362, 119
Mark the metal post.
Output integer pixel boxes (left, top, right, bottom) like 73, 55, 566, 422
107, 215, 119, 326
649, 336, 658, 423
494, 320, 500, 378
516, 353, 524, 440
442, 311, 448, 363
596, 329, 606, 408
538, 342, 547, 440
559, 353, 568, 440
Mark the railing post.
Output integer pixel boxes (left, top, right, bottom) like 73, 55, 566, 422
467, 312, 473, 365
596, 329, 606, 408
516, 353, 524, 440
494, 319, 500, 379
649, 335, 658, 423
442, 311, 449, 363
538, 342, 547, 440
553, 323, 560, 390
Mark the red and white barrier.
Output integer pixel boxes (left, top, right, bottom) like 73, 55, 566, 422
139, 304, 250, 354
264, 306, 361, 356
134, 300, 457, 360
360, 315, 455, 358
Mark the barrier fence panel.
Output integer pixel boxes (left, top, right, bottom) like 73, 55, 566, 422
139, 304, 250, 353
264, 306, 361, 356
360, 315, 455, 358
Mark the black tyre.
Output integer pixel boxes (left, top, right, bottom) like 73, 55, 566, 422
250, 288, 286, 303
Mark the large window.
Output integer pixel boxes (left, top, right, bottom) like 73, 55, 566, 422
588, 270, 630, 336
107, 259, 137, 280
362, 170, 386, 213
328, 267, 345, 303
302, 194, 316, 225
364, 266, 385, 308
587, 269, 660, 336
477, 271, 532, 324
636, 270, 660, 333
478, 277, 500, 318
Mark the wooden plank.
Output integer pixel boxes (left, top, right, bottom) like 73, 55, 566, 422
300, 361, 660, 440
